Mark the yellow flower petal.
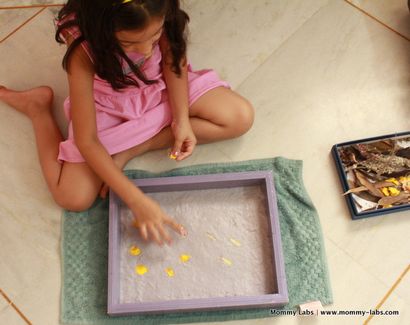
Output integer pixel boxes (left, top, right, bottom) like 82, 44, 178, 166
388, 187, 400, 196
129, 245, 141, 256
165, 267, 175, 277
221, 257, 232, 266
386, 178, 399, 186
180, 254, 191, 263
135, 264, 148, 275
229, 238, 241, 247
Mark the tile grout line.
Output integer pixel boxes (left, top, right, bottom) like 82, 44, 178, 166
363, 264, 410, 325
0, 4, 63, 10
344, 0, 410, 42
0, 6, 46, 44
0, 288, 33, 325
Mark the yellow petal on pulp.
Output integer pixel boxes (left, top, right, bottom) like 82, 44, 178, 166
229, 238, 241, 247
169, 153, 177, 160
165, 267, 175, 277
381, 187, 390, 196
135, 264, 148, 275
180, 254, 191, 263
221, 257, 233, 266
388, 187, 400, 196
386, 178, 399, 186
206, 232, 217, 241
129, 245, 141, 256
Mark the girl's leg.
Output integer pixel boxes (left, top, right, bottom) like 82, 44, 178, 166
1, 85, 253, 207
112, 86, 254, 168
0, 86, 103, 211
188, 87, 254, 142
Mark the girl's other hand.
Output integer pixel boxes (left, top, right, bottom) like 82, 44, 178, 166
130, 195, 186, 245
170, 118, 196, 161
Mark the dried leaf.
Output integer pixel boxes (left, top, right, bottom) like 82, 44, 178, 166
354, 171, 384, 198
374, 181, 396, 188
358, 155, 410, 176
355, 168, 385, 181
343, 186, 367, 195
353, 190, 380, 203
396, 147, 410, 159
377, 193, 409, 206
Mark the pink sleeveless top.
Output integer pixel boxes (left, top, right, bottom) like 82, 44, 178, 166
56, 15, 230, 162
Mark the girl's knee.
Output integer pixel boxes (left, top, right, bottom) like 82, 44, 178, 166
54, 190, 97, 212
54, 163, 102, 211
232, 98, 254, 136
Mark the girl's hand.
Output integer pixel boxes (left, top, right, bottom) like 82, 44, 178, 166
130, 195, 187, 245
170, 118, 196, 161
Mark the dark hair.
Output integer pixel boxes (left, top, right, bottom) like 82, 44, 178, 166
55, 0, 189, 90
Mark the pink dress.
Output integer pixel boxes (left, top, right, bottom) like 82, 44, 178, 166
57, 22, 229, 163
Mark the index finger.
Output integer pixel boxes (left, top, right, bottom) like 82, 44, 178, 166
163, 215, 188, 237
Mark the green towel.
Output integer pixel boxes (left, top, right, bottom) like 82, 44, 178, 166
61, 157, 332, 324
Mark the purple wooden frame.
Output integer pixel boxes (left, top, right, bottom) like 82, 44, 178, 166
108, 171, 288, 316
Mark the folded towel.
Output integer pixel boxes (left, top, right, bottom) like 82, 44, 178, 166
61, 157, 332, 324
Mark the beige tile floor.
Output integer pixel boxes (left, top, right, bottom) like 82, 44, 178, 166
0, 0, 409, 324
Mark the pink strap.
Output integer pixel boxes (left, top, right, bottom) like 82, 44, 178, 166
55, 14, 94, 62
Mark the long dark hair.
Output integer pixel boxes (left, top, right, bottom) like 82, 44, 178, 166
55, 0, 189, 90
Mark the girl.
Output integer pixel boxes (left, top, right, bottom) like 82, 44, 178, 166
0, 0, 254, 245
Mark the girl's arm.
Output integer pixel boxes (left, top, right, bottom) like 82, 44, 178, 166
66, 42, 181, 245
159, 35, 196, 161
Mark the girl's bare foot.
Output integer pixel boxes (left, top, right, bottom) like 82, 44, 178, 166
0, 86, 54, 119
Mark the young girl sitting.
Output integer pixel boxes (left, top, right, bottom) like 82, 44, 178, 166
0, 0, 254, 245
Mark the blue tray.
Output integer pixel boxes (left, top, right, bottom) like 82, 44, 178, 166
332, 131, 410, 219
